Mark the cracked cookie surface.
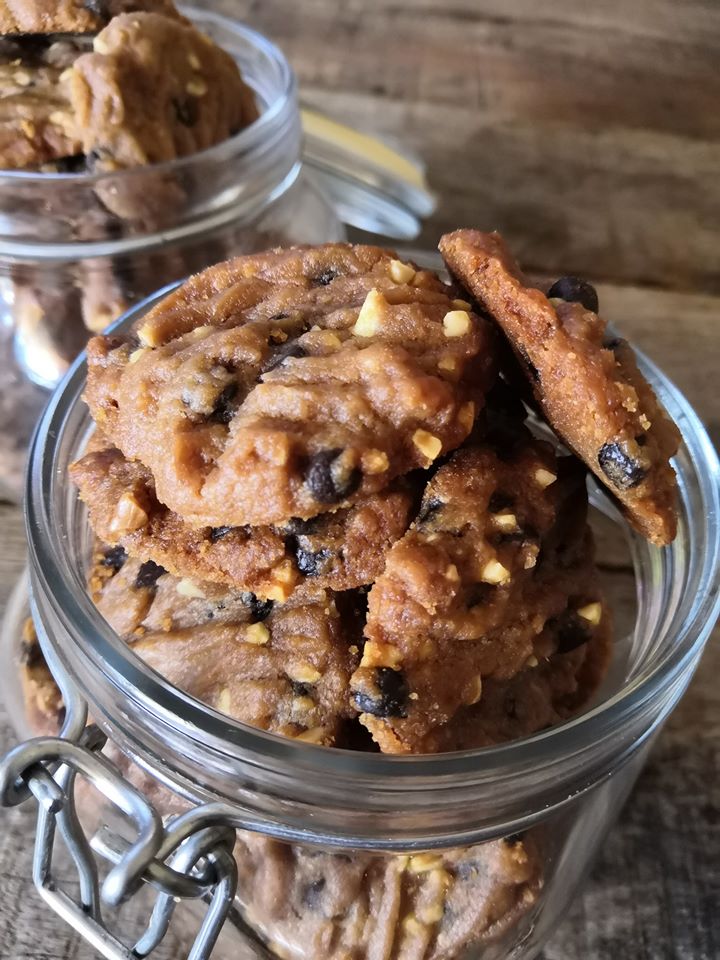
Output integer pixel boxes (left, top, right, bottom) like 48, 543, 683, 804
84, 244, 497, 527
350, 430, 604, 753
71, 444, 418, 601
440, 229, 680, 545
88, 545, 360, 744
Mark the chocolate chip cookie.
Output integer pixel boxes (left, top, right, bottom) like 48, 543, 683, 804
69, 12, 258, 169
84, 244, 497, 527
88, 545, 359, 744
413, 602, 611, 752
233, 832, 541, 960
71, 444, 418, 600
0, 0, 184, 37
0, 35, 83, 169
350, 433, 603, 753
439, 229, 680, 545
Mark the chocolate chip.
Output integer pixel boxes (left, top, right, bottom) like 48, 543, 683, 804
604, 337, 623, 350
547, 276, 599, 314
262, 341, 306, 374
134, 560, 166, 590
53, 154, 87, 174
313, 269, 338, 286
516, 344, 540, 382
269, 312, 289, 321
172, 97, 198, 127
19, 639, 43, 669
352, 668, 409, 718
240, 592, 273, 623
598, 442, 647, 490
209, 526, 234, 543
305, 449, 361, 503
417, 496, 443, 524
302, 878, 326, 908
488, 491, 514, 513
101, 545, 127, 571
287, 536, 333, 578
209, 383, 238, 425
635, 434, 647, 447
555, 612, 592, 654
282, 515, 323, 536
291, 681, 312, 696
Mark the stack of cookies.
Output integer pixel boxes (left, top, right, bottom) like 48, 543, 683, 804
50, 236, 678, 754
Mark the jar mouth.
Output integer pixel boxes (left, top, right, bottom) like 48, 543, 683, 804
24, 283, 720, 840
0, 10, 293, 187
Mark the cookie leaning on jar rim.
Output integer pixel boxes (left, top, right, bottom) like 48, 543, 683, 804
23, 232, 677, 760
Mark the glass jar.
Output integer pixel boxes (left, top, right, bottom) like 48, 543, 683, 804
0, 5, 434, 500
1, 285, 718, 960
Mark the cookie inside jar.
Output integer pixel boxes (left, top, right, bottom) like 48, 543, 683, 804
20, 235, 679, 960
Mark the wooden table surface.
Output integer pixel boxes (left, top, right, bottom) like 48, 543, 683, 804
1, 1, 719, 958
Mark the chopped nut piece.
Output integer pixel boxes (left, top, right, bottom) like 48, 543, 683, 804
445, 563, 460, 582
534, 468, 557, 488
216, 687, 231, 713
402, 915, 426, 936
418, 902, 445, 925
188, 52, 201, 69
577, 601, 602, 625
245, 622, 271, 646
176, 578, 206, 599
492, 512, 518, 532
438, 355, 458, 373
465, 674, 483, 705
480, 559, 511, 584
137, 323, 160, 348
525, 655, 539, 668
442, 310, 471, 337
270, 560, 296, 585
353, 288, 386, 337
457, 401, 475, 431
265, 583, 293, 603
388, 259, 416, 284
186, 78, 208, 96
361, 640, 402, 669
408, 853, 444, 873
288, 662, 322, 684
412, 429, 442, 462
452, 298, 472, 310
128, 347, 147, 365
362, 449, 390, 474
109, 491, 148, 534
295, 727, 327, 744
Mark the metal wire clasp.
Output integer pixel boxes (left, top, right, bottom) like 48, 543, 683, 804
0, 635, 239, 960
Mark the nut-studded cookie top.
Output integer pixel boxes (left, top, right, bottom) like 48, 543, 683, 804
350, 435, 603, 753
71, 444, 418, 601
0, 0, 185, 37
0, 36, 84, 169
440, 229, 680, 545
88, 545, 360, 745
68, 12, 258, 169
84, 244, 498, 527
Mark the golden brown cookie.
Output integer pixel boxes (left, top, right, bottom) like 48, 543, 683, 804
69, 12, 258, 169
0, 36, 83, 169
89, 546, 359, 745
439, 229, 680, 545
84, 244, 497, 527
350, 434, 604, 753
233, 833, 541, 960
414, 604, 612, 752
0, 0, 185, 37
19, 617, 64, 736
71, 445, 418, 600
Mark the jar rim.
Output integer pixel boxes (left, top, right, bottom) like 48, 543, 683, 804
24, 280, 720, 841
0, 9, 293, 187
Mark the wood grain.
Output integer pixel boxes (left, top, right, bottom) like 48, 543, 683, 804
229, 0, 720, 293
